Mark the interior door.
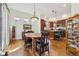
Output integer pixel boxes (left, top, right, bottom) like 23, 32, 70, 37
12, 26, 15, 39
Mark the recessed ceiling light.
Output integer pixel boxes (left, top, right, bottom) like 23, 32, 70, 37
14, 17, 20, 21
24, 19, 28, 22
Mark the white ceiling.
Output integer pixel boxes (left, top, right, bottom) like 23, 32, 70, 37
7, 3, 71, 19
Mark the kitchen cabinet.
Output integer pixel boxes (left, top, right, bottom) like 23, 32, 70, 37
40, 19, 46, 31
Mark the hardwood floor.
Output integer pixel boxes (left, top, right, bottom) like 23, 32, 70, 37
24, 38, 66, 56
4, 40, 25, 56
5, 38, 66, 56
49, 38, 66, 56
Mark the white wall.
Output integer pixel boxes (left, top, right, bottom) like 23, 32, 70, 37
71, 3, 79, 16
9, 16, 30, 39
9, 9, 41, 39
15, 19, 31, 39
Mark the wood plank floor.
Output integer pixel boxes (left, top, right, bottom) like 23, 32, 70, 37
4, 40, 25, 56
49, 38, 66, 56
24, 38, 67, 56
5, 38, 66, 56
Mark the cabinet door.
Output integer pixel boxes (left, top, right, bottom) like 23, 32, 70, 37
41, 19, 46, 31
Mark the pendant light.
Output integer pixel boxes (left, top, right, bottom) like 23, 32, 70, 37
31, 3, 39, 22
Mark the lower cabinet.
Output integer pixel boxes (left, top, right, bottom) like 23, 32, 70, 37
49, 31, 54, 39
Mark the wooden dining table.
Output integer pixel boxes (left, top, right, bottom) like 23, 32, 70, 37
25, 33, 41, 55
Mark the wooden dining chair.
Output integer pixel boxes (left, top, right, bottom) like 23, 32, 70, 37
36, 31, 49, 56
23, 31, 34, 49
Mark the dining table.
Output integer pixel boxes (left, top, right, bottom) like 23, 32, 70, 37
25, 33, 41, 55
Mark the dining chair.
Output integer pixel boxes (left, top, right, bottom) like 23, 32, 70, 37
23, 31, 34, 49
36, 31, 49, 56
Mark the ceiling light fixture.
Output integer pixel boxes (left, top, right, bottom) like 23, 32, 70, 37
49, 10, 57, 22
31, 3, 39, 22
49, 18, 56, 22
14, 17, 20, 21
24, 19, 29, 22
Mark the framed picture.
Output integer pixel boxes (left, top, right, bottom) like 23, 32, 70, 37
23, 24, 32, 31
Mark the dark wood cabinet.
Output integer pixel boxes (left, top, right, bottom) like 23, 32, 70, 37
40, 19, 46, 31
48, 22, 54, 30
49, 31, 54, 40
56, 20, 66, 27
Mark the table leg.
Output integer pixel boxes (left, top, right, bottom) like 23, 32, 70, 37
32, 37, 36, 56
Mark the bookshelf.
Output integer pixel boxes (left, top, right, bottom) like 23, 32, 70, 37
66, 15, 79, 56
